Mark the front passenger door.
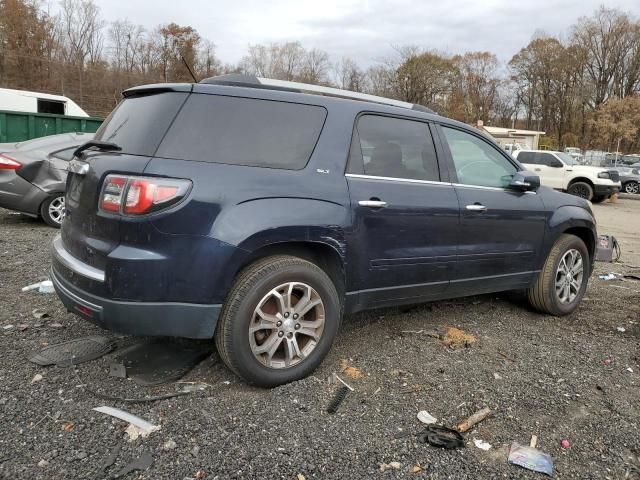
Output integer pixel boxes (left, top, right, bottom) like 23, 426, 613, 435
438, 126, 547, 295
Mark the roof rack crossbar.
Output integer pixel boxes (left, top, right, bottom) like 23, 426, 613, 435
199, 74, 435, 113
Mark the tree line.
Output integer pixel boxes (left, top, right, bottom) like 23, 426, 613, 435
1, 0, 639, 152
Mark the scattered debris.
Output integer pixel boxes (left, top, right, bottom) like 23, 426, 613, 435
599, 273, 623, 281
3, 325, 14, 330
455, 407, 491, 433
418, 425, 465, 449
49, 322, 63, 328
493, 372, 503, 380
473, 438, 492, 450
17, 324, 29, 331
508, 442, 553, 476
112, 452, 153, 478
22, 280, 54, 293
410, 464, 423, 474
37, 459, 49, 468
93, 406, 160, 440
195, 470, 207, 479
603, 358, 613, 365
561, 439, 570, 449
379, 461, 401, 472
31, 373, 43, 384
62, 421, 74, 432
28, 336, 114, 367
617, 326, 626, 332
296, 474, 305, 480
417, 410, 437, 425
101, 442, 122, 471
339, 359, 364, 379
530, 435, 538, 448
178, 382, 211, 393
627, 367, 634, 373
163, 439, 177, 451
441, 327, 476, 348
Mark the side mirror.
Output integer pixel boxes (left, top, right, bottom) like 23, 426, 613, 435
509, 171, 540, 192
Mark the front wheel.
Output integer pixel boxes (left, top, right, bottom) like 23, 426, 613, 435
567, 182, 593, 201
215, 255, 340, 387
623, 181, 639, 194
40, 194, 65, 228
527, 234, 589, 316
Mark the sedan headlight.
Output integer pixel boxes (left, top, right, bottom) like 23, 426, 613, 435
598, 171, 610, 179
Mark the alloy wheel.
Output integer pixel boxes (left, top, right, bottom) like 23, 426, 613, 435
570, 184, 591, 199
555, 249, 584, 304
48, 196, 65, 225
624, 182, 639, 194
249, 282, 325, 369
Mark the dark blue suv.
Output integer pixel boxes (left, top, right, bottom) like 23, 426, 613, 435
52, 75, 597, 386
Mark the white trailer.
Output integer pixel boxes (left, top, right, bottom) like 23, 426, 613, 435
0, 87, 89, 117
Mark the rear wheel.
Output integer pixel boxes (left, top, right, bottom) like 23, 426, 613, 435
215, 255, 340, 387
40, 194, 65, 228
527, 234, 589, 316
567, 182, 593, 201
623, 181, 639, 194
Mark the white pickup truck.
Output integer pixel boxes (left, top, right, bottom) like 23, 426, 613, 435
514, 150, 621, 203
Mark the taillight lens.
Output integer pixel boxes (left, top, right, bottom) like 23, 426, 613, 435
0, 154, 22, 170
99, 175, 191, 215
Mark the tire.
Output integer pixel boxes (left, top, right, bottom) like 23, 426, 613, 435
591, 195, 606, 204
40, 194, 65, 228
527, 234, 590, 316
567, 181, 593, 201
215, 255, 341, 387
623, 181, 639, 194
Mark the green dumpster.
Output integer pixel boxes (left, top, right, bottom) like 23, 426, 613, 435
0, 110, 103, 143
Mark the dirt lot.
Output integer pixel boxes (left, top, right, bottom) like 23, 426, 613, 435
0, 199, 639, 480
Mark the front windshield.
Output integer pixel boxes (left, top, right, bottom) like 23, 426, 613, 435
557, 152, 577, 165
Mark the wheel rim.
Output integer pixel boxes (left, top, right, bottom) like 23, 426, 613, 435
570, 184, 590, 199
249, 282, 325, 369
48, 196, 65, 224
555, 249, 584, 304
625, 182, 639, 194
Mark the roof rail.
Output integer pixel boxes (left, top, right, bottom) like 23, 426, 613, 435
199, 74, 435, 114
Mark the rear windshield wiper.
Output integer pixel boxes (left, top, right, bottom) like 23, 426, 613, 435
73, 141, 122, 158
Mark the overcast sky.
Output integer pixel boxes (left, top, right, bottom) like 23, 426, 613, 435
94, 0, 640, 67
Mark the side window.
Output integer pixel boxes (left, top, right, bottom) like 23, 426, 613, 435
51, 147, 76, 161
37, 99, 65, 115
540, 153, 561, 167
441, 127, 517, 188
350, 115, 440, 181
517, 152, 536, 164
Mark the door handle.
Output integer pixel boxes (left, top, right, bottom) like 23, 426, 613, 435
534, 168, 541, 172
466, 204, 487, 212
359, 200, 388, 208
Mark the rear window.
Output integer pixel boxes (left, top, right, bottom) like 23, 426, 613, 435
95, 92, 189, 157
156, 94, 327, 170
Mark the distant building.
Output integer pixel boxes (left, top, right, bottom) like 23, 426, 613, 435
481, 125, 545, 150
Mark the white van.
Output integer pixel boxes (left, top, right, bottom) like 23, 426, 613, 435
0, 88, 89, 117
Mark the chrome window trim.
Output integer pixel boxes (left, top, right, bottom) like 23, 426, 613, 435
345, 173, 451, 186
52, 235, 105, 282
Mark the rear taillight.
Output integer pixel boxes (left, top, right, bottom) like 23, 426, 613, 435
99, 175, 191, 215
0, 154, 22, 170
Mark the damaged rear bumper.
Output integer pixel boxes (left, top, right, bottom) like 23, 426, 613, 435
50, 265, 221, 340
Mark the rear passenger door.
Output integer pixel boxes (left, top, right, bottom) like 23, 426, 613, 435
346, 114, 459, 309
437, 125, 547, 294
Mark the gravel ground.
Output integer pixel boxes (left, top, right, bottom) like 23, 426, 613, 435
0, 200, 639, 480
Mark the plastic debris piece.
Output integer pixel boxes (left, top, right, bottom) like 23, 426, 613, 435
113, 452, 153, 478
31, 373, 43, 384
561, 439, 570, 449
417, 410, 437, 424
627, 367, 634, 373
599, 273, 622, 281
22, 280, 54, 293
32, 309, 49, 319
508, 442, 553, 476
455, 407, 492, 432
473, 438, 492, 450
28, 336, 114, 367
93, 406, 160, 440
410, 464, 423, 474
101, 442, 122, 471
417, 425, 465, 449
380, 462, 401, 472
530, 435, 538, 448
617, 326, 626, 332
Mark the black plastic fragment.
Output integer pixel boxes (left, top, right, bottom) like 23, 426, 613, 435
326, 385, 350, 414
114, 339, 213, 386
417, 425, 465, 449
101, 442, 122, 472
112, 451, 152, 479
28, 336, 114, 367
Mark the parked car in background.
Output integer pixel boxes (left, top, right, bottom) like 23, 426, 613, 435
514, 150, 620, 202
612, 166, 640, 194
52, 75, 597, 387
0, 132, 94, 226
564, 147, 584, 163
0, 87, 89, 116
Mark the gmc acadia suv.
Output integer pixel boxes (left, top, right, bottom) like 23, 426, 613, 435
51, 75, 597, 386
